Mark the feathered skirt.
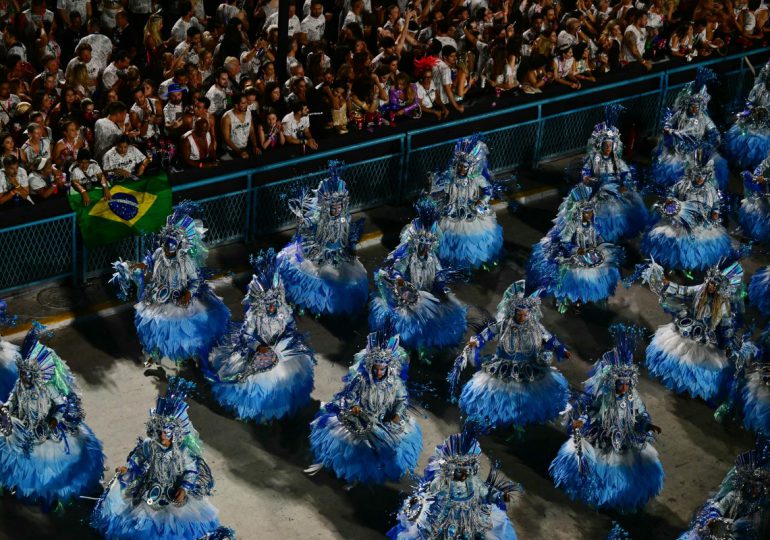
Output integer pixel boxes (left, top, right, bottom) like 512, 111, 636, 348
739, 195, 770, 243
438, 214, 503, 269
594, 189, 649, 242
278, 240, 368, 316
723, 123, 770, 172
640, 223, 733, 272
748, 265, 770, 317
135, 288, 230, 364
387, 499, 517, 539
740, 368, 770, 436
0, 340, 19, 402
652, 146, 729, 192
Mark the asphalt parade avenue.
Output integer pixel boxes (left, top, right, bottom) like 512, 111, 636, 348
0, 169, 766, 540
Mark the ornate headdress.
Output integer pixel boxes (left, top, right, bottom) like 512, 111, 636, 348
557, 184, 595, 241
433, 417, 486, 477
407, 198, 441, 255
588, 104, 624, 154
684, 147, 716, 184
0, 299, 17, 329
499, 280, 543, 321
158, 201, 208, 266
359, 331, 401, 376
452, 134, 488, 175
722, 449, 770, 504
413, 55, 439, 77
246, 248, 286, 311
703, 260, 743, 299
675, 67, 717, 110
315, 160, 350, 215
757, 59, 770, 86
585, 324, 646, 396
16, 322, 57, 388
146, 377, 198, 446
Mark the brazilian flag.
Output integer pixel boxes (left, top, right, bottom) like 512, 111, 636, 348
68, 172, 172, 247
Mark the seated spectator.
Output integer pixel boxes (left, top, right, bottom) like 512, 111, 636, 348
0, 155, 32, 206
434, 45, 468, 114
414, 56, 446, 120
69, 148, 108, 206
102, 134, 150, 179
382, 73, 420, 124
182, 116, 218, 169
258, 109, 286, 151
221, 93, 260, 159
20, 122, 51, 170
551, 45, 583, 89
519, 54, 549, 93
670, 22, 697, 60
482, 44, 520, 94
129, 85, 163, 144
28, 156, 66, 199
162, 83, 187, 138
695, 15, 726, 56
206, 69, 231, 116
282, 100, 318, 151
93, 101, 130, 162
573, 43, 597, 82
0, 132, 22, 162
0, 81, 22, 131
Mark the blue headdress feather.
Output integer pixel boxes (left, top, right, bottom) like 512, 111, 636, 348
148, 377, 196, 441
0, 300, 18, 329
413, 197, 440, 231
437, 416, 489, 458
249, 248, 280, 291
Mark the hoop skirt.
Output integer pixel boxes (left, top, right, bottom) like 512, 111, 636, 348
0, 424, 104, 506
438, 214, 503, 269
724, 123, 770, 172
748, 266, 770, 316
278, 240, 368, 316
92, 481, 220, 540
640, 222, 733, 272
645, 323, 733, 402
135, 287, 230, 363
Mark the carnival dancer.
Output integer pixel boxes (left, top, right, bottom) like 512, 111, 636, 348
369, 198, 468, 352
428, 135, 504, 269
527, 185, 623, 311
307, 331, 422, 484
549, 325, 664, 513
110, 202, 230, 367
749, 265, 770, 317
0, 323, 104, 507
91, 378, 220, 540
204, 249, 315, 423
0, 300, 19, 402
448, 280, 571, 429
724, 60, 770, 172
728, 326, 770, 436
388, 418, 520, 540
277, 161, 368, 317
577, 104, 648, 242
740, 156, 770, 244
642, 260, 745, 402
641, 156, 733, 272
652, 68, 728, 191
678, 445, 769, 540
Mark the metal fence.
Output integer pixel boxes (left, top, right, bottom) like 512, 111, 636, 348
1, 48, 767, 294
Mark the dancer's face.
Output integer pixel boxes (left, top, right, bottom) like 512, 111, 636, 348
160, 430, 173, 447
329, 201, 342, 218
601, 140, 612, 157
615, 380, 630, 396
453, 467, 469, 481
687, 103, 699, 116
693, 175, 705, 186
706, 281, 717, 294
514, 308, 528, 324
372, 364, 387, 380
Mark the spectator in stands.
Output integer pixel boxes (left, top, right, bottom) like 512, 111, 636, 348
0, 132, 22, 162
221, 93, 260, 159
0, 82, 22, 131
20, 122, 51, 169
282, 100, 318, 151
93, 100, 129, 162
53, 118, 87, 170
101, 49, 131, 93
434, 45, 467, 114
623, 10, 652, 71
206, 69, 231, 116
0, 155, 32, 206
66, 42, 99, 95
162, 83, 187, 139
181, 116, 218, 169
103, 134, 150, 179
28, 156, 66, 199
258, 109, 286, 150
70, 147, 107, 206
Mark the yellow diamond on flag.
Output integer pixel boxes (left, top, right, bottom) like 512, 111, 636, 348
88, 184, 158, 226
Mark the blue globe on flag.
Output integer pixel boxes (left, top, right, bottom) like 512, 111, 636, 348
108, 192, 140, 221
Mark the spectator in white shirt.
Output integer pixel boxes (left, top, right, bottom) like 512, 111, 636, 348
622, 10, 651, 71
102, 135, 150, 178
162, 83, 187, 137
344, 0, 365, 27
28, 157, 66, 199
282, 101, 318, 150
69, 148, 108, 206
265, 3, 301, 36
301, 0, 327, 42
434, 45, 466, 114
206, 69, 231, 116
76, 19, 114, 71
22, 0, 54, 38
0, 156, 32, 206
57, 0, 92, 26
171, 1, 202, 44
101, 50, 131, 92
94, 101, 129, 162
173, 26, 202, 66
221, 94, 260, 159
2, 26, 27, 62
20, 123, 52, 170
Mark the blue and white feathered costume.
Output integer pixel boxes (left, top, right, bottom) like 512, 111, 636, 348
0, 323, 105, 506
724, 60, 770, 172
308, 332, 422, 484
740, 159, 770, 244
550, 325, 664, 513
577, 105, 648, 242
733, 328, 770, 436
678, 446, 769, 540
429, 136, 503, 269
91, 378, 220, 540
277, 161, 368, 317
0, 300, 19, 402
642, 261, 744, 403
448, 280, 570, 429
370, 199, 468, 352
528, 185, 623, 310
651, 68, 728, 192
641, 158, 733, 271
749, 265, 770, 317
111, 203, 230, 366
204, 249, 315, 423
388, 419, 520, 540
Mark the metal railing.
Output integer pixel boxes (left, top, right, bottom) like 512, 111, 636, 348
1, 48, 767, 294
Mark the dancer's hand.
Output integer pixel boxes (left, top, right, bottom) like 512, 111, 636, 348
116, 466, 127, 476
351, 405, 362, 416
174, 488, 186, 504
649, 423, 662, 434
390, 414, 401, 423
180, 290, 192, 307
572, 419, 584, 429
49, 418, 58, 430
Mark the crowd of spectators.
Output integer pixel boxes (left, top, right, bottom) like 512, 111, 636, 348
0, 0, 768, 209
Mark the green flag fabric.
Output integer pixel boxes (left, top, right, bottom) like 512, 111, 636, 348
68, 172, 172, 247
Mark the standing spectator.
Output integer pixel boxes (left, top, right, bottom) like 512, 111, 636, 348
191, 96, 217, 147
2, 25, 27, 62
53, 119, 88, 170
129, 85, 162, 143
622, 10, 651, 71
174, 27, 202, 66
112, 10, 138, 61
69, 148, 108, 206
162, 83, 187, 138
170, 1, 201, 45
159, 68, 189, 101
205, 69, 231, 116
102, 134, 150, 178
59, 12, 87, 65
93, 100, 129, 161
221, 93, 259, 159
434, 45, 466, 114
181, 116, 218, 168
264, 2, 301, 36
77, 18, 114, 71
282, 100, 318, 151
101, 50, 131, 93
66, 43, 100, 95
57, 0, 92, 27
301, 0, 327, 42
127, 0, 155, 33
0, 81, 21, 131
